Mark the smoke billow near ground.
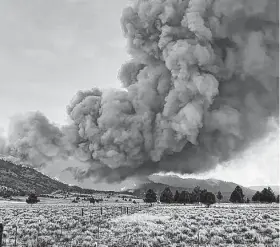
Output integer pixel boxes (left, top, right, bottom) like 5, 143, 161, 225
0, 0, 279, 183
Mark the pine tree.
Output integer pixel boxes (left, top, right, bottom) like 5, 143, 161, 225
260, 187, 276, 203
252, 191, 261, 202
174, 190, 180, 203
160, 187, 173, 203
191, 186, 201, 203
178, 191, 190, 204
230, 186, 244, 203
144, 189, 157, 203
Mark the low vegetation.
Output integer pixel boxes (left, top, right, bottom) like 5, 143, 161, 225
0, 202, 278, 246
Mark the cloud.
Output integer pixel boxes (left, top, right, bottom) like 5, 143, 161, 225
2, 0, 279, 185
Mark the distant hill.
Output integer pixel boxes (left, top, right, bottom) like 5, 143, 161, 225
0, 158, 108, 195
132, 175, 257, 202
249, 185, 280, 194
0, 157, 260, 201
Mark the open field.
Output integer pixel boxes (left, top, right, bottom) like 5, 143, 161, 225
0, 201, 279, 246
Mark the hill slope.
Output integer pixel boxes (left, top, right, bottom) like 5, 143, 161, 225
0, 157, 258, 201
0, 158, 100, 195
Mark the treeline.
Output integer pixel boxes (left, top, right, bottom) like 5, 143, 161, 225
229, 186, 279, 203
72, 196, 104, 203
145, 186, 217, 207
144, 186, 279, 206
252, 187, 279, 203
0, 187, 26, 198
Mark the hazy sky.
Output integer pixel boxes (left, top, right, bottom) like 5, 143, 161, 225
0, 0, 129, 131
0, 0, 278, 189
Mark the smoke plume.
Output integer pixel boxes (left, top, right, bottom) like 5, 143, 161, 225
3, 0, 279, 183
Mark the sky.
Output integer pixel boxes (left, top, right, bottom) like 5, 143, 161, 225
0, 0, 129, 132
0, 0, 279, 190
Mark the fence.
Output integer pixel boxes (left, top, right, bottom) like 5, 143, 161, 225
0, 203, 153, 247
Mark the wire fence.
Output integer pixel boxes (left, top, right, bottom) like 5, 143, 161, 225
0, 203, 153, 247
1, 203, 278, 247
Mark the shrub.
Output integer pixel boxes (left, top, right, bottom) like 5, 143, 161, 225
26, 193, 40, 204
217, 191, 223, 202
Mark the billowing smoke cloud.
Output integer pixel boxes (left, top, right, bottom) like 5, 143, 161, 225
4, 113, 69, 167
2, 0, 279, 183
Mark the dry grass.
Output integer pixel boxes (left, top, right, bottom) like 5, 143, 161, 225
0, 202, 279, 246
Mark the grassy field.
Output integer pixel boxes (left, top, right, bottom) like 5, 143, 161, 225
0, 201, 279, 246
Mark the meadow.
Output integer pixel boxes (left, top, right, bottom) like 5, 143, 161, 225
0, 201, 279, 246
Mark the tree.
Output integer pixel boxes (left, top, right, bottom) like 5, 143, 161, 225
144, 189, 157, 203
276, 195, 279, 203
160, 187, 173, 203
191, 186, 201, 203
19, 191, 26, 197
201, 191, 216, 208
246, 198, 250, 203
174, 190, 180, 203
178, 191, 190, 204
217, 191, 223, 203
260, 187, 276, 203
200, 189, 208, 202
230, 186, 244, 203
26, 193, 40, 204
2, 191, 12, 199
252, 191, 261, 202
89, 197, 95, 204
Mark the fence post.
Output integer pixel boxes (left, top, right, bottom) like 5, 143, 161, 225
126, 207, 128, 214
37, 223, 40, 246
100, 207, 103, 215
0, 223, 3, 247
81, 208, 84, 217
14, 225, 17, 246
98, 216, 100, 239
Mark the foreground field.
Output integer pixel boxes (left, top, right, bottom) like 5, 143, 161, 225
0, 202, 279, 246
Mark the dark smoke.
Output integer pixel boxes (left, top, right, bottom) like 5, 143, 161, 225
2, 0, 279, 183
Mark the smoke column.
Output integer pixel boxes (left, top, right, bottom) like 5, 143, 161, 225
2, 0, 279, 183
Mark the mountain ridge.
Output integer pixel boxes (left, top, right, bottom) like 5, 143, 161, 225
0, 158, 117, 195
1, 158, 270, 201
